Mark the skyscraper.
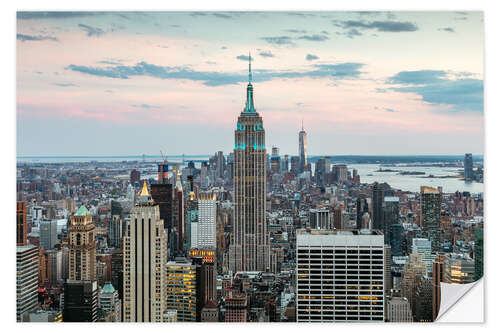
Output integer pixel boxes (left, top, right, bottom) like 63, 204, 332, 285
40, 219, 58, 250
464, 153, 473, 180
150, 179, 173, 231
432, 261, 443, 321
443, 254, 475, 284
412, 238, 435, 275
123, 182, 168, 322
63, 280, 98, 322
299, 121, 308, 173
401, 254, 427, 320
194, 192, 216, 249
414, 277, 433, 322
16, 245, 38, 322
215, 151, 226, 179
290, 156, 300, 175
98, 282, 122, 322
225, 292, 248, 322
386, 297, 413, 322
372, 182, 385, 232
166, 259, 197, 322
185, 175, 198, 251
172, 171, 185, 255
389, 223, 403, 256
308, 208, 331, 229
474, 226, 483, 280
229, 58, 269, 272
68, 205, 96, 281
420, 186, 442, 252
150, 160, 174, 256
130, 169, 141, 184
382, 196, 399, 244
296, 229, 385, 322
108, 215, 123, 248
17, 201, 27, 246
356, 194, 369, 229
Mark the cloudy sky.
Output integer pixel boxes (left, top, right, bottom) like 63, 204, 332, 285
16, 11, 484, 156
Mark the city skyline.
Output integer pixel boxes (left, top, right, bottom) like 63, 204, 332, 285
17, 11, 484, 156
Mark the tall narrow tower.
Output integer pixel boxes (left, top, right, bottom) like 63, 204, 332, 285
123, 181, 168, 322
68, 205, 96, 281
299, 120, 308, 173
229, 55, 270, 272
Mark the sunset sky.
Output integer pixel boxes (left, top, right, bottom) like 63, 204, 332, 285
16, 11, 484, 156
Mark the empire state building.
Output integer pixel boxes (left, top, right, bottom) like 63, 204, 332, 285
228, 57, 270, 272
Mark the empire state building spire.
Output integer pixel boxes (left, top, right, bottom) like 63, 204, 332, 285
244, 52, 255, 113
230, 60, 270, 272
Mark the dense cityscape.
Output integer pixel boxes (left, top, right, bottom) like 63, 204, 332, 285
16, 63, 484, 323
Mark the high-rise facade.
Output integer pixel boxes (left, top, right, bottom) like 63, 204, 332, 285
389, 223, 403, 256
299, 122, 308, 173
108, 215, 123, 248
412, 238, 435, 275
216, 151, 226, 179
290, 156, 300, 175
464, 153, 473, 180
332, 164, 348, 183
401, 254, 427, 319
63, 280, 98, 322
130, 169, 141, 184
40, 219, 58, 250
420, 186, 442, 252
443, 254, 475, 284
225, 292, 248, 322
189, 249, 217, 307
150, 161, 173, 229
17, 201, 27, 246
474, 227, 483, 280
185, 176, 198, 251
308, 208, 331, 229
386, 296, 412, 322
98, 282, 122, 322
382, 197, 399, 244
195, 192, 216, 249
229, 59, 269, 272
173, 171, 185, 255
356, 195, 369, 229
68, 205, 96, 281
46, 249, 63, 285
372, 183, 385, 232
414, 277, 433, 322
16, 245, 39, 322
384, 244, 392, 295
296, 229, 385, 322
123, 182, 168, 322
166, 260, 197, 322
432, 261, 443, 321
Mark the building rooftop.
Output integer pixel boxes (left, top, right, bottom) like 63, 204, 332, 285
75, 205, 90, 216
421, 186, 440, 194
16, 244, 37, 252
101, 282, 116, 294
297, 229, 383, 236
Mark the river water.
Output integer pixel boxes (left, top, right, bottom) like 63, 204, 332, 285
348, 164, 483, 194
17, 156, 484, 194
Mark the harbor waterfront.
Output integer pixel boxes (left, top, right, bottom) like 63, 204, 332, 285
17, 156, 484, 194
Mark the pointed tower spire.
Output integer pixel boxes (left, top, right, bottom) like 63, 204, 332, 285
301, 118, 304, 131
175, 170, 183, 191
249, 52, 252, 83
243, 52, 256, 113
139, 180, 150, 201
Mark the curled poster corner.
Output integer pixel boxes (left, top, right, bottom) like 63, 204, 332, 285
436, 278, 484, 322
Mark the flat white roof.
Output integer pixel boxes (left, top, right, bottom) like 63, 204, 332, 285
297, 229, 384, 247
